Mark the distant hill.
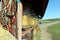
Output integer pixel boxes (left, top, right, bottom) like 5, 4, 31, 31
42, 18, 60, 21
42, 18, 60, 23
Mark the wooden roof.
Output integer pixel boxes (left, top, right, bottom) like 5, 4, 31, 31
21, 0, 49, 18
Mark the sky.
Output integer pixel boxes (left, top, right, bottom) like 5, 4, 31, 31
43, 0, 60, 19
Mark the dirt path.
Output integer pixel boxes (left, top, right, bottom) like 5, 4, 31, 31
39, 22, 59, 40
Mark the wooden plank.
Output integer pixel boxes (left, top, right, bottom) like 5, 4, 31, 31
17, 2, 23, 40
22, 26, 36, 36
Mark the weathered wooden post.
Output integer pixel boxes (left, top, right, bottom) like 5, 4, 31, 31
17, 0, 22, 40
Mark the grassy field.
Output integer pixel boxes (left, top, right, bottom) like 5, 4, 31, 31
47, 23, 60, 40
42, 18, 60, 24
42, 20, 54, 24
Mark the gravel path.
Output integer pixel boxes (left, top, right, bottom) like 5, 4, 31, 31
39, 22, 59, 40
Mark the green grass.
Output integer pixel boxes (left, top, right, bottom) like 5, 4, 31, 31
42, 18, 60, 24
47, 23, 60, 40
42, 21, 54, 24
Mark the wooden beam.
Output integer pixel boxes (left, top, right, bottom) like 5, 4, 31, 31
22, 27, 34, 36
22, 26, 37, 37
17, 2, 23, 40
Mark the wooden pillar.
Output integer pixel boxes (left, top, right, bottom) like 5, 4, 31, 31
17, 2, 23, 40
